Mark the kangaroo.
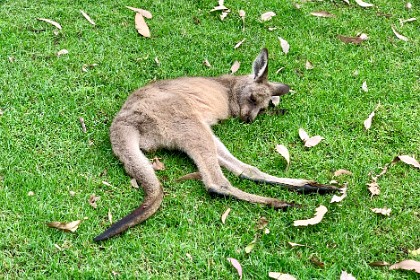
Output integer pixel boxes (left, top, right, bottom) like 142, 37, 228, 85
94, 48, 338, 242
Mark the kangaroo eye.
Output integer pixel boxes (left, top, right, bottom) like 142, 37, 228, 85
249, 95, 257, 104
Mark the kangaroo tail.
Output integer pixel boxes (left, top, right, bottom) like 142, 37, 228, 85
94, 123, 163, 242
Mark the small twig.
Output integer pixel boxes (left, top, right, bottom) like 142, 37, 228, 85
79, 117, 87, 133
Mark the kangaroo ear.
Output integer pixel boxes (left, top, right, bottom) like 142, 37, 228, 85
252, 48, 268, 83
272, 83, 290, 96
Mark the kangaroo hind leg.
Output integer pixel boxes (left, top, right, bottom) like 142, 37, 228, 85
94, 123, 164, 242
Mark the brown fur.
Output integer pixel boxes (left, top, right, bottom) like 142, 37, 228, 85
94, 49, 338, 242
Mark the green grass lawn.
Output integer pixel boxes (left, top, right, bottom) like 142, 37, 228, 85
1, 0, 419, 278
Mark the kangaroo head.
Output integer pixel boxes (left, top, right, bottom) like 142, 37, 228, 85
236, 48, 289, 123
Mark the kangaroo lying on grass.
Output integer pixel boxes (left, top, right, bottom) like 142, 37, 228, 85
94, 48, 338, 241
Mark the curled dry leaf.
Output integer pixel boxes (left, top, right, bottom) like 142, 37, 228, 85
245, 237, 257, 254
261, 11, 276, 21
130, 178, 139, 189
334, 169, 353, 177
57, 49, 69, 56
363, 103, 380, 130
102, 181, 112, 187
340, 271, 356, 280
135, 13, 151, 38
231, 61, 240, 74
203, 59, 212, 68
88, 194, 100, 209
330, 186, 347, 203
305, 60, 314, 70
152, 157, 165, 170
126, 6, 153, 19
221, 207, 231, 224
227, 258, 243, 280
37, 18, 62, 29
391, 26, 409, 41
298, 128, 310, 142
400, 18, 416, 27
371, 207, 391, 216
176, 172, 202, 182
275, 145, 290, 166
369, 261, 390, 267
270, 96, 280, 106
409, 248, 420, 256
354, 0, 374, 8
393, 155, 420, 169
47, 220, 81, 232
234, 39, 246, 49
304, 136, 324, 148
79, 117, 87, 133
294, 205, 328, 226
310, 11, 335, 18
361, 81, 368, 92
288, 242, 305, 247
80, 10, 95, 25
268, 272, 297, 280
278, 37, 290, 54
389, 260, 420, 273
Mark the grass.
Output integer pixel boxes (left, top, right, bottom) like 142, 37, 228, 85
0, 0, 419, 278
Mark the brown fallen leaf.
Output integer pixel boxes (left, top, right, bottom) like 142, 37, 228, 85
294, 205, 328, 226
227, 258, 243, 280
275, 145, 290, 167
310, 255, 325, 268
176, 172, 202, 182
400, 17, 416, 27
355, 0, 374, 7
409, 248, 420, 256
363, 103, 380, 130
126, 6, 153, 19
245, 237, 257, 253
298, 128, 310, 142
340, 271, 356, 280
231, 61, 240, 74
80, 10, 95, 25
361, 81, 368, 92
130, 178, 139, 189
337, 35, 365, 44
203, 59, 212, 68
261, 11, 276, 21
389, 260, 420, 273
334, 169, 353, 177
369, 261, 390, 267
221, 208, 231, 224
82, 63, 98, 72
47, 220, 82, 232
220, 10, 230, 21
37, 18, 62, 29
268, 272, 297, 280
391, 26, 409, 41
393, 155, 420, 169
257, 216, 269, 230
234, 39, 246, 49
305, 60, 314, 70
79, 117, 87, 133
57, 49, 69, 56
367, 181, 380, 196
304, 136, 324, 148
330, 186, 347, 203
371, 207, 391, 216
88, 194, 100, 209
152, 157, 165, 170
310, 11, 335, 18
135, 13, 151, 38
278, 37, 290, 54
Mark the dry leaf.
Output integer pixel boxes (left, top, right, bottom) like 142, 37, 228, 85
278, 37, 290, 54
310, 255, 325, 268
269, 272, 297, 280
47, 220, 81, 232
393, 155, 420, 169
135, 13, 150, 38
371, 207, 391, 216
220, 10, 230, 21
37, 18, 62, 30
409, 248, 420, 256
80, 10, 95, 25
405, 2, 412, 9
257, 217, 269, 230
152, 157, 165, 170
305, 60, 314, 70
82, 63, 98, 72
288, 242, 305, 247
330, 186, 347, 203
354, 0, 374, 8
294, 205, 328, 226
234, 39, 246, 49
239, 10, 245, 18
88, 194, 100, 209
27, 191, 35, 196
221, 208, 231, 224
275, 67, 285, 74
391, 26, 409, 41
334, 169, 353, 177
337, 35, 365, 44
298, 128, 310, 142
310, 11, 335, 18
304, 136, 324, 148
57, 49, 69, 56
363, 103, 380, 130
154, 57, 160, 65
102, 181, 112, 187
176, 172, 202, 182
227, 258, 243, 280
340, 271, 356, 280
126, 6, 153, 19
261, 11, 276, 21
245, 238, 257, 253
69, 190, 76, 196
203, 59, 212, 68
79, 117, 87, 133
343, 0, 350, 4
108, 209, 113, 224
400, 18, 416, 27
275, 145, 290, 166
231, 61, 240, 74
389, 260, 420, 273
361, 81, 368, 92
369, 261, 390, 267
270, 96, 280, 106
367, 181, 380, 196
